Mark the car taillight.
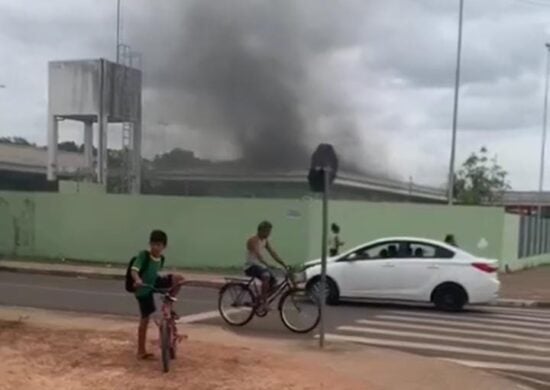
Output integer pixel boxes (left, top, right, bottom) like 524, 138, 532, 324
472, 262, 497, 273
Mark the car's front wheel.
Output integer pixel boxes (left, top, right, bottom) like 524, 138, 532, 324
432, 283, 467, 312
306, 277, 340, 305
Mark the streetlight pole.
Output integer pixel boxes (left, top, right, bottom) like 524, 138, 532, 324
116, 0, 121, 63
447, 0, 465, 205
536, 43, 550, 254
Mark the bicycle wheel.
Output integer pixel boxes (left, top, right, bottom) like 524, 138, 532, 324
279, 289, 321, 334
218, 283, 256, 326
160, 320, 171, 373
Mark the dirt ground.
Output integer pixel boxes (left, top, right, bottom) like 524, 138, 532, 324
0, 320, 364, 390
0, 307, 526, 390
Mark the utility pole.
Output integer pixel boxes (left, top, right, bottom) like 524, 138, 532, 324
536, 43, 550, 253
447, 0, 465, 205
116, 0, 121, 63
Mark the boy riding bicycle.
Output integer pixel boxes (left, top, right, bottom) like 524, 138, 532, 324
131, 230, 185, 360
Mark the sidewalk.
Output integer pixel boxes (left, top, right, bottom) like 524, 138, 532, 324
1, 258, 549, 307
0, 305, 529, 390
0, 258, 227, 288
498, 266, 550, 306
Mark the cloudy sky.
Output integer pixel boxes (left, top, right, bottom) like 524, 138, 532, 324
1, 0, 550, 189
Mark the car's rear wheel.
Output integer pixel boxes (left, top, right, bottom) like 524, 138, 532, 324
306, 277, 340, 305
432, 283, 467, 312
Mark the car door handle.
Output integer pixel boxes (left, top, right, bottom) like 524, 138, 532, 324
427, 265, 439, 269
382, 264, 395, 268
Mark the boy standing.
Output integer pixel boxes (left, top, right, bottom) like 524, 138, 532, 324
132, 230, 185, 359
329, 223, 345, 256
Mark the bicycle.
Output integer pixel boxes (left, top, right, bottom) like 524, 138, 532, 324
148, 286, 185, 373
218, 267, 321, 333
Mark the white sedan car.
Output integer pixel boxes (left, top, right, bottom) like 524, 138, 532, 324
304, 237, 500, 311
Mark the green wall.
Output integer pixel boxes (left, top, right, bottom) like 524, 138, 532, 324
307, 200, 505, 261
0, 190, 544, 270
0, 192, 310, 268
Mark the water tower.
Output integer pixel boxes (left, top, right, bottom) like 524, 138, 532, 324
47, 58, 142, 193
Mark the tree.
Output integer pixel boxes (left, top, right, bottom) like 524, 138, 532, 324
152, 148, 208, 169
58, 141, 80, 153
0, 136, 33, 146
454, 146, 511, 205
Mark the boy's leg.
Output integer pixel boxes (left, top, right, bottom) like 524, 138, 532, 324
137, 316, 150, 356
169, 274, 185, 296
136, 294, 156, 358
156, 274, 185, 296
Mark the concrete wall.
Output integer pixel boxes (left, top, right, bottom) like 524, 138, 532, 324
58, 180, 106, 195
0, 190, 545, 270
500, 213, 550, 271
501, 213, 520, 271
0, 192, 310, 268
307, 200, 505, 261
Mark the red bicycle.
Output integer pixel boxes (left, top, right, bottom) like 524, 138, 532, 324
150, 287, 184, 373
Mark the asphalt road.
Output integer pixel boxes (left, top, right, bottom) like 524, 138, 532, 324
1, 271, 549, 390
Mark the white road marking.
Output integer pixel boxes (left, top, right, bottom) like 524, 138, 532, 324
355, 319, 547, 344
473, 306, 550, 317
339, 325, 550, 352
177, 310, 220, 323
389, 310, 550, 330
479, 312, 550, 324
322, 333, 550, 363
440, 358, 550, 376
377, 315, 550, 338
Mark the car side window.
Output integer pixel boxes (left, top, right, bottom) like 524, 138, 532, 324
344, 241, 401, 261
402, 242, 454, 259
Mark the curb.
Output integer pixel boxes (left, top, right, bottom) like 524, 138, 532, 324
0, 265, 226, 289
486, 299, 550, 309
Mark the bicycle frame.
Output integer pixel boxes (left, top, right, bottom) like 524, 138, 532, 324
153, 290, 183, 354
242, 269, 298, 308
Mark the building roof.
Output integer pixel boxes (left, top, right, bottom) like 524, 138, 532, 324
0, 143, 449, 202
0, 143, 87, 175
150, 168, 448, 202
502, 191, 550, 206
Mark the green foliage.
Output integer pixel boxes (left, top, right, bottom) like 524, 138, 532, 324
0, 136, 33, 146
454, 147, 511, 205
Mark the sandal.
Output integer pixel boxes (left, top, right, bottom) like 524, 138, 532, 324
137, 352, 155, 360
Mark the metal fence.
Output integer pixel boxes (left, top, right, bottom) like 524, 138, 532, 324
518, 214, 550, 258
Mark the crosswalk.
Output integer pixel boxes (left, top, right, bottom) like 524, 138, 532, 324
324, 306, 550, 388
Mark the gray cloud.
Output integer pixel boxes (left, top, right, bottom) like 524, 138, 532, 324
2, 0, 550, 188
129, 0, 384, 173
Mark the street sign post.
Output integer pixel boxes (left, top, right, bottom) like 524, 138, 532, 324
308, 143, 338, 348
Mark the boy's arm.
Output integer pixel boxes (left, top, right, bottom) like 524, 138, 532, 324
131, 252, 146, 287
131, 270, 143, 287
266, 241, 288, 269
